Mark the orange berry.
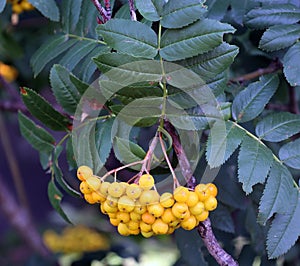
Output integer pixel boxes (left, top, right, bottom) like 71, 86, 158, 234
84, 193, 96, 204
110, 218, 119, 226
142, 212, 156, 225
206, 183, 218, 197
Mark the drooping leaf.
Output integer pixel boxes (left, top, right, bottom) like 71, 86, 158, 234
0, 0, 5, 13
39, 152, 51, 170
96, 19, 158, 58
283, 42, 300, 87
161, 0, 207, 29
259, 24, 300, 52
135, 0, 163, 21
28, 0, 60, 21
279, 138, 300, 169
206, 120, 245, 168
210, 203, 235, 233
61, 0, 83, 33
267, 190, 300, 259
255, 112, 300, 142
48, 180, 72, 224
176, 42, 239, 80
245, 4, 300, 29
20, 87, 70, 131
232, 74, 279, 123
238, 135, 273, 194
50, 65, 81, 114
258, 162, 295, 225
18, 112, 55, 154
160, 19, 235, 61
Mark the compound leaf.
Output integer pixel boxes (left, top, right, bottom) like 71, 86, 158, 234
283, 42, 300, 86
135, 0, 163, 21
279, 138, 300, 169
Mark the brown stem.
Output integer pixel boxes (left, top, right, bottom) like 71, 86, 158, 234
91, 0, 110, 23
0, 173, 49, 257
288, 86, 300, 114
198, 219, 238, 266
164, 120, 238, 266
128, 0, 137, 21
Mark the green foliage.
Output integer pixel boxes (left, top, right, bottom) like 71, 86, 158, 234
283, 42, 300, 86
279, 138, 300, 169
28, 0, 60, 21
0, 0, 5, 13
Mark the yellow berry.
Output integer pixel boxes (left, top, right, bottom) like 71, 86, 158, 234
77, 166, 93, 181
147, 203, 164, 218
118, 196, 135, 212
84, 194, 96, 204
91, 191, 106, 203
167, 226, 175, 235
181, 215, 197, 230
138, 174, 155, 190
108, 182, 125, 198
129, 228, 140, 235
160, 192, 175, 208
117, 223, 130, 236
134, 203, 147, 214
173, 186, 189, 203
130, 212, 141, 222
195, 184, 210, 201
20, 1, 34, 11
186, 191, 199, 207
103, 201, 118, 213
195, 210, 209, 221
80, 181, 91, 194
172, 202, 188, 217
204, 196, 218, 211
161, 208, 177, 224
140, 221, 152, 232
12, 4, 23, 14
86, 175, 101, 191
100, 182, 111, 197
141, 231, 153, 238
152, 219, 168, 235
189, 201, 205, 216
116, 212, 130, 223
139, 190, 159, 205
126, 184, 142, 199
106, 195, 118, 208
110, 218, 120, 226
127, 220, 139, 231
206, 183, 218, 197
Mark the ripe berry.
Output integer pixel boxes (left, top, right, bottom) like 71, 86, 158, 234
126, 184, 142, 199
139, 190, 159, 205
91, 191, 106, 203
142, 212, 156, 225
100, 182, 110, 197
86, 175, 101, 191
204, 196, 218, 211
147, 203, 164, 218
161, 208, 177, 224
130, 212, 141, 222
141, 231, 153, 238
103, 201, 118, 213
117, 223, 130, 236
195, 184, 210, 201
181, 215, 197, 230
195, 210, 209, 221
116, 212, 130, 223
80, 182, 91, 194
138, 174, 155, 190
118, 196, 135, 212
206, 183, 218, 197
172, 202, 188, 216
110, 218, 119, 226
84, 194, 96, 204
152, 219, 168, 234
186, 191, 199, 207
108, 182, 125, 198
159, 192, 175, 208
127, 220, 139, 230
140, 221, 152, 232
189, 201, 205, 215
77, 166, 93, 181
173, 186, 189, 203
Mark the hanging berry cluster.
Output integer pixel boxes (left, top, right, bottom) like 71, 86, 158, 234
6, 0, 34, 14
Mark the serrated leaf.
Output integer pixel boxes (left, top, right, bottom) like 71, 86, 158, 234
160, 19, 235, 61
48, 181, 72, 224
255, 112, 300, 142
135, 0, 162, 21
18, 112, 55, 154
28, 0, 60, 21
61, 0, 83, 33
232, 74, 279, 123
210, 203, 235, 233
161, 0, 207, 29
258, 162, 295, 224
176, 42, 239, 80
50, 65, 81, 114
69, 70, 89, 95
279, 138, 300, 169
96, 19, 158, 58
259, 24, 300, 52
238, 136, 273, 194
283, 42, 300, 87
245, 4, 300, 29
31, 35, 76, 77
20, 87, 70, 131
0, 0, 5, 13
267, 190, 300, 259
206, 120, 245, 168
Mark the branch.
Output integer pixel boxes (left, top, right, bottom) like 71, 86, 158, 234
0, 173, 49, 257
164, 121, 238, 266
128, 0, 137, 21
91, 0, 110, 23
229, 60, 282, 84
288, 85, 300, 114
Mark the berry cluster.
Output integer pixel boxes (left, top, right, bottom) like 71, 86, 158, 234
0, 62, 18, 83
7, 0, 34, 14
77, 166, 218, 238
43, 225, 110, 254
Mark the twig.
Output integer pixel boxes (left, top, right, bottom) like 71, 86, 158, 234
91, 0, 110, 23
229, 60, 282, 84
0, 173, 49, 257
164, 120, 238, 266
288, 85, 300, 114
104, 0, 112, 20
266, 103, 290, 112
128, 0, 137, 21
198, 219, 238, 266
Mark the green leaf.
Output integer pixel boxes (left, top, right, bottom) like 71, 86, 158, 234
283, 42, 300, 87
175, 228, 207, 266
39, 152, 51, 170
31, 35, 76, 77
50, 65, 81, 114
258, 162, 295, 225
0, 0, 5, 13
259, 24, 300, 52
96, 19, 158, 58
255, 112, 300, 142
230, 0, 252, 25
245, 4, 300, 29
18, 112, 55, 154
267, 191, 300, 259
210, 203, 235, 233
160, 19, 235, 61
114, 4, 131, 19
176, 42, 239, 80
66, 138, 77, 170
161, 0, 207, 29
69, 71, 89, 95
135, 0, 162, 21
232, 74, 279, 123
205, 0, 230, 20
28, 0, 60, 21
20, 87, 70, 131
47, 180, 72, 224
206, 120, 245, 168
279, 138, 300, 169
61, 0, 83, 33
238, 135, 273, 194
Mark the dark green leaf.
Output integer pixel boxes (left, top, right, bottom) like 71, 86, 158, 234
96, 19, 158, 58
161, 0, 207, 29
176, 42, 239, 80
259, 24, 300, 52
50, 65, 81, 114
245, 4, 300, 29
283, 42, 300, 86
160, 19, 235, 61
0, 0, 5, 13
238, 136, 273, 194
69, 71, 89, 95
175, 228, 207, 266
39, 152, 51, 170
66, 138, 77, 170
232, 74, 279, 123
135, 0, 162, 21
258, 162, 295, 225
267, 191, 300, 259
205, 0, 230, 20
48, 180, 72, 224
20, 87, 70, 131
230, 0, 252, 25
28, 0, 60, 21
206, 120, 245, 168
18, 112, 55, 154
255, 112, 300, 142
61, 0, 83, 33
210, 203, 235, 233
114, 3, 131, 19
279, 138, 300, 169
